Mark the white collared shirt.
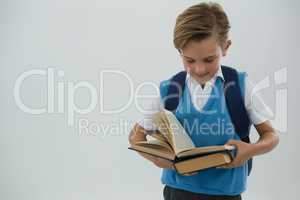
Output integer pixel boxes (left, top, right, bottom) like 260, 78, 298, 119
186, 67, 224, 112
137, 67, 273, 130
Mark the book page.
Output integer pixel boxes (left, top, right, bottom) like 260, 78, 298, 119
135, 140, 173, 152
130, 140, 175, 160
153, 109, 195, 155
148, 130, 169, 143
177, 145, 226, 158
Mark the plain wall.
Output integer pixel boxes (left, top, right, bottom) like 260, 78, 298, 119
1, 0, 299, 199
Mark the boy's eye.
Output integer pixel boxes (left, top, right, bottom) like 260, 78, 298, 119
204, 59, 214, 63
186, 60, 195, 63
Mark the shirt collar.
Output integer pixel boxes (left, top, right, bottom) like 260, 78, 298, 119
186, 65, 224, 85
215, 66, 224, 81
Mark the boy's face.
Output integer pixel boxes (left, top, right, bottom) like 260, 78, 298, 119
180, 36, 231, 85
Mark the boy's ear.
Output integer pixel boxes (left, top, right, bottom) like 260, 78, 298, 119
222, 40, 232, 57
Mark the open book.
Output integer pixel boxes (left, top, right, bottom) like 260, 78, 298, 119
129, 109, 235, 175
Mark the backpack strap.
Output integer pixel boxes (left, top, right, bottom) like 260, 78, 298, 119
221, 66, 252, 175
221, 66, 251, 140
164, 66, 253, 175
164, 71, 187, 112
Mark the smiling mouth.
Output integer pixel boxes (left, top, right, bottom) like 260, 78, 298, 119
196, 72, 209, 77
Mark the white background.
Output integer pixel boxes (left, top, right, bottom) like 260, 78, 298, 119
1, 0, 299, 199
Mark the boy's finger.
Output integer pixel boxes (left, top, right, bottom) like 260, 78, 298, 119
217, 163, 233, 169
183, 172, 198, 176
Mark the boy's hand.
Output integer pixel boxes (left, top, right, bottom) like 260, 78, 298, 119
139, 152, 174, 169
218, 139, 253, 169
139, 152, 199, 176
153, 157, 175, 169
182, 172, 198, 176
148, 154, 198, 175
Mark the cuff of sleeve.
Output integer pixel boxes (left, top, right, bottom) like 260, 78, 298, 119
137, 119, 158, 131
249, 109, 273, 125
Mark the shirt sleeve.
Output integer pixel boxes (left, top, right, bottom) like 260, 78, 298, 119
136, 94, 164, 131
244, 74, 274, 125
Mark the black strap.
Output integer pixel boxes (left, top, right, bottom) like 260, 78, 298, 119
221, 66, 251, 140
164, 71, 187, 112
221, 66, 252, 175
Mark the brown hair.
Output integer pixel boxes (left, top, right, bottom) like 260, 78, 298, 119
173, 2, 230, 50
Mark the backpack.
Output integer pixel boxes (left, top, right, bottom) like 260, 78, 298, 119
163, 65, 253, 175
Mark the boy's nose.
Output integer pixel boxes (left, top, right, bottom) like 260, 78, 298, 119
195, 63, 207, 75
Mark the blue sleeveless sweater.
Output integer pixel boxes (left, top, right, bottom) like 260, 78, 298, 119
159, 72, 248, 195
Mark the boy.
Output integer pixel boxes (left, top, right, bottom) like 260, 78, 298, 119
128, 2, 279, 200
